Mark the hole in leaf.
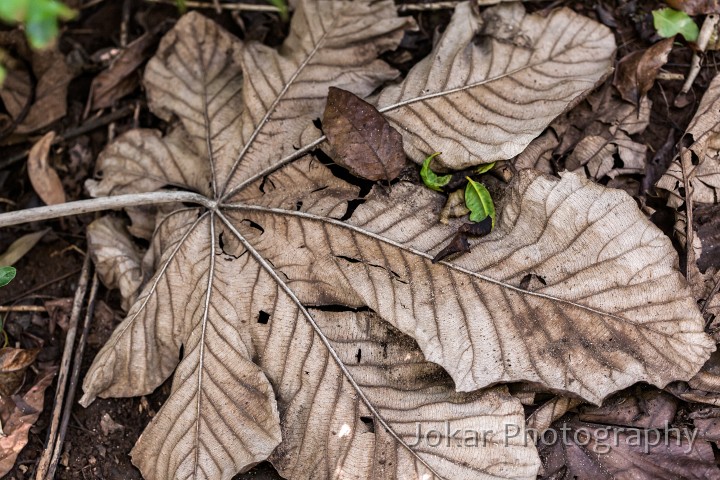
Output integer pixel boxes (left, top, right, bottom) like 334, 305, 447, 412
360, 416, 375, 433
356, 348, 362, 363
257, 310, 270, 324
296, 200, 303, 211
242, 219, 265, 234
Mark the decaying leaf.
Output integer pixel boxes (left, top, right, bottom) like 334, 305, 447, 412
87, 216, 145, 311
28, 131, 66, 205
526, 396, 582, 435
0, 367, 57, 477
78, 3, 713, 479
578, 388, 678, 429
376, 2, 616, 170
439, 188, 469, 223
539, 415, 720, 479
0, 42, 76, 134
614, 38, 674, 105
657, 73, 720, 208
0, 228, 49, 266
322, 87, 406, 182
0, 348, 39, 396
91, 26, 165, 110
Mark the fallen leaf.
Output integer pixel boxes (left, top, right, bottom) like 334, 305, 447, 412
614, 38, 674, 105
0, 228, 50, 266
432, 217, 494, 263
0, 367, 57, 476
87, 216, 145, 311
578, 388, 678, 429
322, 87, 405, 182
666, 0, 720, 15
0, 348, 39, 396
657, 73, 720, 208
527, 396, 582, 435
28, 131, 66, 205
539, 415, 720, 479
376, 2, 616, 170
439, 188, 469, 224
91, 27, 166, 110
0, 42, 75, 134
99, 412, 124, 436
76, 3, 711, 479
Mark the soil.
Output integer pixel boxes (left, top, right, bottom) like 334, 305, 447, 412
1, 0, 719, 478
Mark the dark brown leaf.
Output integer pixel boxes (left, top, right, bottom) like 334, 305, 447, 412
28, 131, 66, 205
322, 87, 405, 181
0, 348, 39, 397
432, 217, 492, 263
539, 415, 720, 480
579, 388, 678, 429
0, 367, 57, 476
91, 26, 166, 110
614, 38, 674, 105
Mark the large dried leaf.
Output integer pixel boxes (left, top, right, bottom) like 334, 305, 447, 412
79, 2, 712, 480
657, 73, 720, 207
375, 2, 616, 170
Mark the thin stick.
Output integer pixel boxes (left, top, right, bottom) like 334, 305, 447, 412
0, 191, 213, 228
45, 274, 100, 480
681, 14, 719, 94
0, 305, 46, 312
4, 269, 82, 304
34, 256, 92, 480
144, 0, 280, 12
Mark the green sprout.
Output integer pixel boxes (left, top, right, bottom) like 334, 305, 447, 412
465, 177, 495, 227
0, 266, 16, 348
420, 152, 452, 192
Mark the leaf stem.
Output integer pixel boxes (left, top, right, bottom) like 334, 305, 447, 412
0, 191, 213, 228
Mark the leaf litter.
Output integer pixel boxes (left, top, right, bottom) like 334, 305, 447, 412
0, 0, 718, 479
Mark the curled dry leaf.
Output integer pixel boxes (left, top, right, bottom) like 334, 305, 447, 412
79, 2, 711, 479
87, 216, 145, 311
28, 131, 66, 205
578, 389, 678, 429
376, 2, 616, 170
526, 396, 582, 435
322, 87, 406, 181
91, 26, 165, 110
657, 73, 720, 208
0, 43, 75, 134
0, 348, 39, 396
614, 38, 674, 106
0, 367, 57, 477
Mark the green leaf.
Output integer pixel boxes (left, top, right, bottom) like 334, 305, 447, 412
0, 266, 16, 287
465, 177, 495, 227
653, 8, 698, 42
475, 162, 495, 175
0, 0, 76, 49
0, 65, 5, 86
176, 0, 187, 14
420, 152, 452, 192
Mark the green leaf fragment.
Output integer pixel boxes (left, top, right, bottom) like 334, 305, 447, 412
420, 152, 452, 192
0, 0, 76, 49
475, 162, 495, 175
465, 177, 495, 227
268, 0, 289, 21
652, 8, 699, 43
0, 266, 16, 287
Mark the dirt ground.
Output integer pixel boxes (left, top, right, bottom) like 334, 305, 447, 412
1, 0, 720, 478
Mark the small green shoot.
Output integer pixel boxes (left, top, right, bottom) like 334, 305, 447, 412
421, 152, 452, 192
0, 0, 76, 49
268, 0, 289, 21
465, 177, 495, 227
0, 266, 15, 287
176, 0, 187, 14
652, 8, 699, 43
475, 162, 495, 175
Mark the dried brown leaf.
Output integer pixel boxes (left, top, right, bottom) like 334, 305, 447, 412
614, 38, 674, 106
0, 367, 57, 476
0, 228, 50, 266
0, 348, 39, 396
377, 2, 615, 169
28, 131, 66, 205
322, 87, 405, 181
